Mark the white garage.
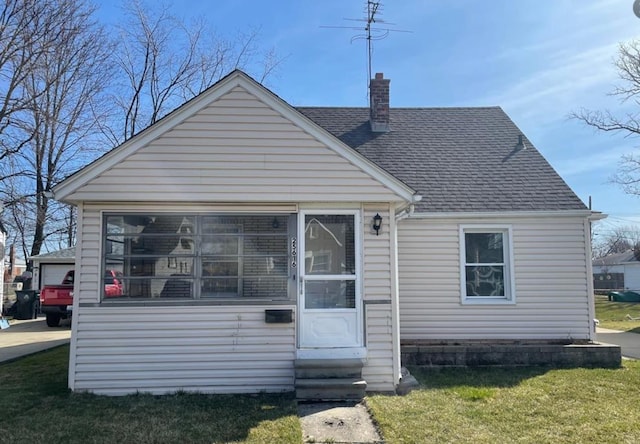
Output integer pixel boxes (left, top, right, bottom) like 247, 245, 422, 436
30, 247, 75, 291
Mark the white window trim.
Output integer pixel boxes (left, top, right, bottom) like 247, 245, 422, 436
459, 224, 516, 305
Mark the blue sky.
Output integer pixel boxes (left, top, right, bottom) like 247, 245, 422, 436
96, 0, 640, 234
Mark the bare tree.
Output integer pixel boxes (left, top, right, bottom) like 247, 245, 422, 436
0, 0, 72, 166
591, 223, 640, 259
4, 0, 112, 261
573, 40, 640, 194
1, 0, 282, 261
107, 0, 282, 144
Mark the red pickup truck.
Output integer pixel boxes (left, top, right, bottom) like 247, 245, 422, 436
40, 270, 123, 327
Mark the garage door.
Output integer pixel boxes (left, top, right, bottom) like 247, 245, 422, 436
40, 264, 73, 289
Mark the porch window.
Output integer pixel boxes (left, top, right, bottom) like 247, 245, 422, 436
460, 225, 515, 304
103, 214, 290, 301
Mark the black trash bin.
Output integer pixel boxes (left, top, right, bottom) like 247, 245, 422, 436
14, 290, 40, 320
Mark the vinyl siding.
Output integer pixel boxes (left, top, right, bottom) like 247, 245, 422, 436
361, 205, 395, 391
398, 216, 592, 341
72, 306, 295, 395
65, 86, 402, 203
71, 203, 397, 393
71, 203, 296, 394
623, 264, 640, 290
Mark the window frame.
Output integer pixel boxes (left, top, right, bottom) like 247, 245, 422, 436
101, 212, 293, 304
459, 224, 516, 305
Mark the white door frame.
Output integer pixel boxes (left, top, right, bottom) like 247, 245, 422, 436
296, 209, 365, 358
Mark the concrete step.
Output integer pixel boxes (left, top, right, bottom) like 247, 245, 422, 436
295, 378, 367, 401
294, 358, 365, 379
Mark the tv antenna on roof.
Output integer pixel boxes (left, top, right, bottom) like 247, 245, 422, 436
322, 1, 410, 93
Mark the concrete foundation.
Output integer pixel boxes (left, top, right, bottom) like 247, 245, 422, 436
401, 341, 621, 369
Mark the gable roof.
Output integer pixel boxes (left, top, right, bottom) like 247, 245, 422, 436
29, 247, 76, 262
53, 70, 417, 204
54, 69, 586, 213
297, 107, 587, 213
593, 250, 640, 267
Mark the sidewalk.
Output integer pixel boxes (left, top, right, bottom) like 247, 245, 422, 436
0, 317, 71, 363
596, 327, 640, 360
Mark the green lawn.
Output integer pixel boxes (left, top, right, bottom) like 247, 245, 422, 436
594, 294, 640, 332
368, 362, 640, 444
3, 315, 640, 444
0, 346, 301, 444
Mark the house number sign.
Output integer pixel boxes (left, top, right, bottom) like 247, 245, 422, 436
291, 237, 297, 268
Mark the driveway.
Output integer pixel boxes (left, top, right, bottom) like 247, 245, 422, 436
596, 327, 640, 360
0, 317, 71, 363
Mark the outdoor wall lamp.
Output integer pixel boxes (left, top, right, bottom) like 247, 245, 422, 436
372, 213, 382, 236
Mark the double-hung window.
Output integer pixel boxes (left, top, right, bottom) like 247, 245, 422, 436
460, 225, 515, 304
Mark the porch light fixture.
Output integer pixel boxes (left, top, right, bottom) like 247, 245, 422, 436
372, 213, 382, 236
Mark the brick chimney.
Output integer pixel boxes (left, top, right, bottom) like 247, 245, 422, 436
369, 72, 390, 132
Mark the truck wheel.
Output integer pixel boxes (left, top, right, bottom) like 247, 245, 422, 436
46, 313, 61, 327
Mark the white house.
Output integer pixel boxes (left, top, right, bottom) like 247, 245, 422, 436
52, 70, 602, 397
593, 250, 640, 291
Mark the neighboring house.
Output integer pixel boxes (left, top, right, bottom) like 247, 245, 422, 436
52, 70, 600, 396
593, 250, 640, 291
29, 247, 76, 291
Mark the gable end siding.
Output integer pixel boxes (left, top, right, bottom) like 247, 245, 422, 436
65, 87, 403, 203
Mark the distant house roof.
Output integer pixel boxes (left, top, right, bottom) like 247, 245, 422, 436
593, 250, 640, 266
29, 247, 76, 263
297, 107, 587, 213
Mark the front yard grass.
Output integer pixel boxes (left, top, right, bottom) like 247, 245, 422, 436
3, 336, 640, 444
594, 294, 640, 332
0, 346, 301, 444
367, 362, 640, 444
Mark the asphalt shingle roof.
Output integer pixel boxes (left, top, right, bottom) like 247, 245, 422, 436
593, 250, 639, 266
296, 106, 587, 213
30, 247, 76, 260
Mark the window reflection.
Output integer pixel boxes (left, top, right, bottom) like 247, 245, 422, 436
304, 215, 355, 276
103, 214, 289, 300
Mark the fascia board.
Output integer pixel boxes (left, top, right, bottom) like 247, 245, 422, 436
30, 257, 76, 264
406, 210, 596, 219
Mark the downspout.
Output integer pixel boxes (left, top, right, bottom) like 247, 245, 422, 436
395, 204, 415, 222
68, 202, 83, 392
390, 203, 402, 387
586, 212, 606, 342
391, 198, 418, 387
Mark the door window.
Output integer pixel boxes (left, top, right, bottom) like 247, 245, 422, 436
303, 214, 356, 309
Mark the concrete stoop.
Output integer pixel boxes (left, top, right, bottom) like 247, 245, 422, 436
295, 359, 367, 401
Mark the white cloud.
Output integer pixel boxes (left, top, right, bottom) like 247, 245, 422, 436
478, 43, 620, 120
554, 145, 630, 177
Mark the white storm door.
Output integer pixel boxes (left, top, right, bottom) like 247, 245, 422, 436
298, 211, 362, 348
